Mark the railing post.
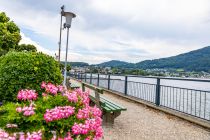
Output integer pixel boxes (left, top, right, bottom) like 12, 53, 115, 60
85, 73, 87, 82
90, 73, 92, 84
155, 78, 161, 106
97, 73, 100, 86
108, 75, 110, 90
81, 73, 83, 81
124, 76, 128, 95
77, 73, 79, 80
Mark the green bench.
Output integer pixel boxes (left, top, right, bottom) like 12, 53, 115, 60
70, 83, 80, 90
66, 78, 80, 90
82, 82, 127, 124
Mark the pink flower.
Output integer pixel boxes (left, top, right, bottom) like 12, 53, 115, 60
42, 93, 47, 97
95, 126, 103, 140
16, 107, 22, 113
17, 89, 38, 101
63, 92, 78, 103
16, 103, 36, 117
41, 81, 46, 89
44, 106, 75, 122
91, 106, 102, 117
23, 110, 35, 116
43, 83, 59, 95
58, 85, 64, 92
77, 107, 90, 119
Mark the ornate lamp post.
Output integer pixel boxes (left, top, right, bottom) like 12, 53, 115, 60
63, 11, 76, 87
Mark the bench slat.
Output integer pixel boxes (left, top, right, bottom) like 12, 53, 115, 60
101, 97, 127, 111
101, 98, 122, 111
89, 94, 121, 112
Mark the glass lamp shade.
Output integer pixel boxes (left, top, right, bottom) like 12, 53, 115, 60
63, 12, 76, 28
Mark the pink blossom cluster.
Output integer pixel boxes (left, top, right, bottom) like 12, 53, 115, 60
77, 107, 90, 119
17, 89, 38, 101
72, 117, 103, 140
90, 106, 102, 118
63, 91, 78, 103
0, 130, 42, 140
74, 89, 90, 106
16, 105, 35, 116
0, 129, 16, 140
51, 132, 73, 140
57, 85, 64, 93
44, 106, 75, 122
77, 106, 102, 120
19, 131, 42, 140
41, 82, 58, 95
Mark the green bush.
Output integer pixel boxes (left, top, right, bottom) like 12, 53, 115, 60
0, 51, 63, 102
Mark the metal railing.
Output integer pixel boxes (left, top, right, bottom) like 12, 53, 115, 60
70, 73, 210, 121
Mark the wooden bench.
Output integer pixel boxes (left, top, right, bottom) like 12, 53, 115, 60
81, 82, 127, 124
66, 78, 80, 90
70, 83, 80, 90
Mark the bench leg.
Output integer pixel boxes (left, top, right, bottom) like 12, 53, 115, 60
103, 112, 121, 125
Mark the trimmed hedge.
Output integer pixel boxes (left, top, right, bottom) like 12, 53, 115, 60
0, 51, 63, 102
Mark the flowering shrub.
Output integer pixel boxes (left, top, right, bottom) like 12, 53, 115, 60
0, 82, 103, 139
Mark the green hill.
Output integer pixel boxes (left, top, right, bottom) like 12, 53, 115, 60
60, 61, 89, 67
136, 46, 210, 71
97, 60, 134, 68
95, 46, 210, 72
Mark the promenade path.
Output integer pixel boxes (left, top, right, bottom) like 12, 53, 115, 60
71, 79, 210, 140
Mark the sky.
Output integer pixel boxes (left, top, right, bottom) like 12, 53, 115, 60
0, 0, 210, 64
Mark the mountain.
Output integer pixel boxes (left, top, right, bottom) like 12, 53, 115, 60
96, 60, 134, 68
95, 46, 210, 72
136, 46, 210, 71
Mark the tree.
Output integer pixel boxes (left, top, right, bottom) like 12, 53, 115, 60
59, 63, 71, 71
15, 44, 37, 52
0, 12, 21, 56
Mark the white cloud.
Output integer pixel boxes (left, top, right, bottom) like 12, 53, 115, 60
19, 32, 54, 55
1, 0, 210, 64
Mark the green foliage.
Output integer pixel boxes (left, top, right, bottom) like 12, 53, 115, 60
0, 12, 21, 56
15, 44, 37, 52
0, 51, 63, 102
59, 63, 71, 71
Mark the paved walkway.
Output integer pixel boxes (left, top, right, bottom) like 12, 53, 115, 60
71, 79, 210, 140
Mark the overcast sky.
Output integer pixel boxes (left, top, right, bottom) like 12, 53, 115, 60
0, 0, 210, 64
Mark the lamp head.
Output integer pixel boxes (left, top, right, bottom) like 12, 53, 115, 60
63, 12, 76, 28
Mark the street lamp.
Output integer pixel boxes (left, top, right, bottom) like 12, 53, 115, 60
63, 11, 76, 87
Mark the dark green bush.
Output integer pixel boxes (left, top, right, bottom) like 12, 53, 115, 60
0, 51, 63, 102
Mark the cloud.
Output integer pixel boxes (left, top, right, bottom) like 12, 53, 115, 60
19, 32, 54, 55
1, 0, 210, 64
